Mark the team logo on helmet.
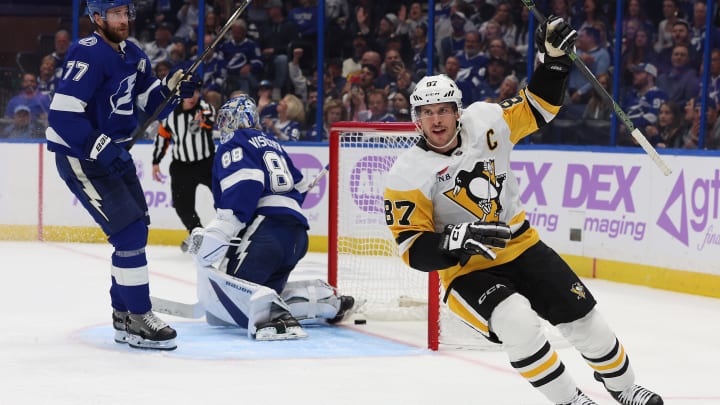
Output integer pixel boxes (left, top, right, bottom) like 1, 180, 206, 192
217, 95, 259, 142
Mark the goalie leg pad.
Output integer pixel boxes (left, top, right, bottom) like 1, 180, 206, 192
196, 264, 289, 338
280, 279, 343, 320
491, 293, 578, 405
556, 309, 635, 392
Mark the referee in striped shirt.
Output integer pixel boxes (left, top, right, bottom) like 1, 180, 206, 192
152, 81, 216, 252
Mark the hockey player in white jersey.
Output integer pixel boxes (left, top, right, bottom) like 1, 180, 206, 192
46, 0, 196, 350
383, 16, 662, 405
188, 95, 354, 340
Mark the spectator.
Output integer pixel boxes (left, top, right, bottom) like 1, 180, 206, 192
49, 29, 71, 81
219, 19, 263, 97
645, 101, 686, 148
483, 74, 519, 103
167, 40, 189, 69
4, 73, 51, 122
410, 22, 435, 81
288, 0, 318, 72
657, 44, 700, 106
358, 63, 380, 94
37, 54, 58, 97
324, 0, 350, 59
389, 89, 412, 122
468, 0, 496, 27
576, 0, 609, 33
621, 28, 660, 91
455, 31, 489, 73
682, 96, 720, 149
478, 19, 503, 53
306, 98, 346, 141
657, 19, 697, 74
396, 2, 425, 37
476, 57, 511, 102
625, 0, 655, 35
376, 49, 405, 91
655, 0, 684, 53
259, 0, 298, 99
154, 59, 172, 81
478, 1, 517, 50
706, 48, 720, 101
1, 105, 45, 139
689, 1, 720, 58
394, 67, 416, 95
444, 55, 477, 106
361, 89, 396, 122
343, 79, 367, 121
193, 34, 225, 98
620, 63, 669, 145
175, 0, 210, 41
581, 72, 613, 145
256, 79, 278, 119
342, 32, 370, 78
263, 94, 304, 141
568, 26, 610, 105
509, 7, 530, 65
144, 22, 174, 67
549, 0, 573, 25
440, 11, 471, 65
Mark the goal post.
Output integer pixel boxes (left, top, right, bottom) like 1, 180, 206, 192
328, 121, 440, 350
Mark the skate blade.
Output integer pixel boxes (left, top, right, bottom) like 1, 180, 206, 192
114, 329, 128, 344
255, 326, 308, 341
127, 335, 177, 350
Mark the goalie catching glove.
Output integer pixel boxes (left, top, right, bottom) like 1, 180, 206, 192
187, 209, 245, 266
440, 221, 512, 265
535, 15, 577, 72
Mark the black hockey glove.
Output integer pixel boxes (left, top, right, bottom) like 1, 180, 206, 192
90, 134, 134, 176
535, 15, 576, 72
439, 221, 512, 265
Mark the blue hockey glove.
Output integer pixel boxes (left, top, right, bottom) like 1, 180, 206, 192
440, 221, 512, 264
90, 134, 134, 175
535, 15, 576, 72
162, 69, 196, 99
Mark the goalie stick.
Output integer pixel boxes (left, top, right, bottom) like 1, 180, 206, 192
520, 0, 672, 176
128, 0, 252, 147
151, 296, 203, 319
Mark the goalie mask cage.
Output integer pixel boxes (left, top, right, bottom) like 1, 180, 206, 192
329, 121, 501, 352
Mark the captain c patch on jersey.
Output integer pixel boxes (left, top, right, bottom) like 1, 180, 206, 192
443, 159, 506, 221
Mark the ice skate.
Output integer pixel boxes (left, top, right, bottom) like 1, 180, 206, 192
255, 312, 308, 341
327, 295, 355, 324
559, 389, 598, 405
112, 309, 128, 344
594, 372, 663, 405
125, 311, 177, 350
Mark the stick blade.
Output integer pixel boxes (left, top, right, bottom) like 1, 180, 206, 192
151, 296, 204, 319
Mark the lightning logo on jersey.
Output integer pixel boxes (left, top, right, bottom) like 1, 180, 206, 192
443, 159, 507, 221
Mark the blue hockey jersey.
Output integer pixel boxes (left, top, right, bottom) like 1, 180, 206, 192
46, 33, 176, 158
213, 127, 308, 228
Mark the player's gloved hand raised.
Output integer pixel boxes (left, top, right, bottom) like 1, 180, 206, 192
161, 69, 196, 99
439, 221, 512, 265
90, 134, 134, 176
535, 15, 577, 72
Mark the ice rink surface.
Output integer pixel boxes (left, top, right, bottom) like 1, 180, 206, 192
2, 240, 719, 405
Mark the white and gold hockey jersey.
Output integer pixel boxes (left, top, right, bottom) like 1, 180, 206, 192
384, 87, 561, 289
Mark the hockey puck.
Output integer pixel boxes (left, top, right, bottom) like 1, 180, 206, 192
354, 319, 367, 325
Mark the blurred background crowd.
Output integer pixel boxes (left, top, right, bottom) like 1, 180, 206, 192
0, 0, 719, 149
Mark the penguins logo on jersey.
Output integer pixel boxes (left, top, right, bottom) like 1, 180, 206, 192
109, 74, 136, 116
570, 282, 587, 299
443, 159, 506, 221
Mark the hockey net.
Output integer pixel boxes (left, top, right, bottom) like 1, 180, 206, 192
328, 121, 506, 351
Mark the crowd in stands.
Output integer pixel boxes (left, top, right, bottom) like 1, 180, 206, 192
2, 0, 720, 149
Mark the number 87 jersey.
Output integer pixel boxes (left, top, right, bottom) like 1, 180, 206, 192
212, 127, 309, 228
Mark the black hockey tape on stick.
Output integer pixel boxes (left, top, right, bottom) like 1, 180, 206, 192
521, 0, 672, 176
151, 296, 203, 318
129, 0, 253, 147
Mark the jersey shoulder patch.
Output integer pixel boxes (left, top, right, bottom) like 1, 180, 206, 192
78, 36, 98, 47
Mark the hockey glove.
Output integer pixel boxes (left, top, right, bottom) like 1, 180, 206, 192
440, 221, 512, 264
90, 134, 134, 176
535, 15, 577, 72
161, 69, 196, 99
188, 210, 246, 266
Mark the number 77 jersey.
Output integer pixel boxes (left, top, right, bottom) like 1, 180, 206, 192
384, 92, 561, 285
212, 127, 308, 228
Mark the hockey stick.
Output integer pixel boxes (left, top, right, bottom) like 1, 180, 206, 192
521, 0, 672, 176
308, 164, 329, 190
151, 296, 204, 319
128, 0, 252, 147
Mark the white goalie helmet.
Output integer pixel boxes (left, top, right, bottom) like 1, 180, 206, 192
410, 74, 463, 122
216, 94, 259, 142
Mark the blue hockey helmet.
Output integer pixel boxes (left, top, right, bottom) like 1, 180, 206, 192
87, 0, 136, 22
217, 94, 260, 139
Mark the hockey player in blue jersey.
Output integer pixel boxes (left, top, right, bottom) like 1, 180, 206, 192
188, 95, 354, 340
45, 0, 196, 350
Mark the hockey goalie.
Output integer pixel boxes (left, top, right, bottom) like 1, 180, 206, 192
186, 94, 353, 340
